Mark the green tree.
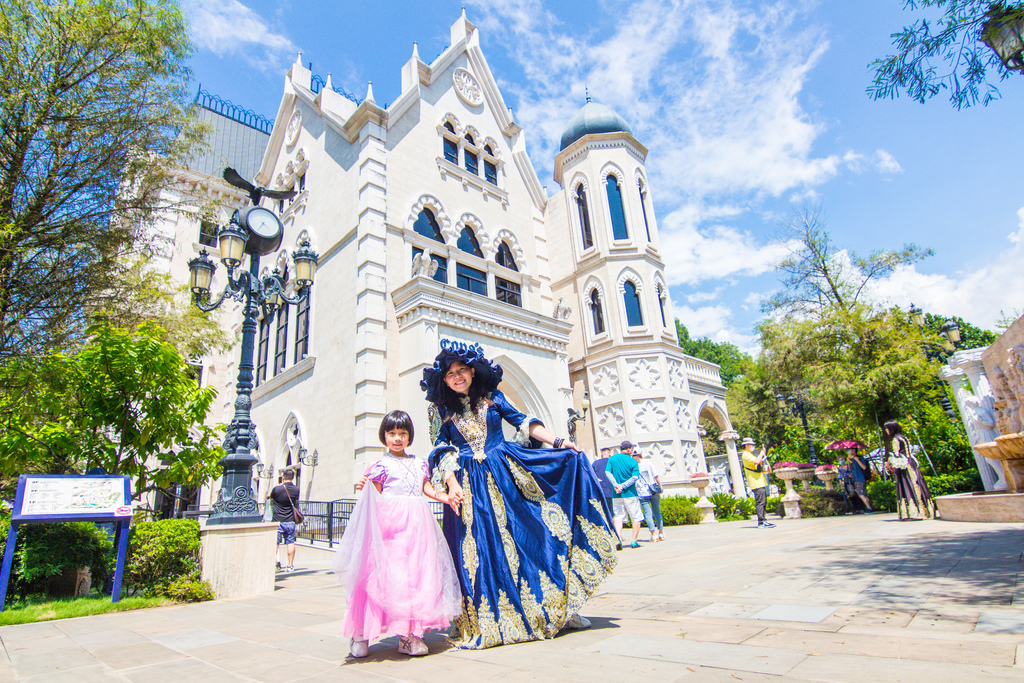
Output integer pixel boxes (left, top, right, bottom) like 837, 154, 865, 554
676, 320, 753, 387
0, 0, 202, 364
868, 1, 1023, 109
762, 206, 931, 317
0, 322, 224, 507
923, 311, 998, 350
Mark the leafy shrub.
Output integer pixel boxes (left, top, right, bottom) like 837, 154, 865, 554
737, 497, 756, 517
708, 492, 750, 520
159, 576, 215, 602
125, 519, 211, 600
867, 480, 897, 512
798, 489, 849, 518
1, 517, 113, 600
924, 470, 982, 497
767, 495, 783, 515
660, 496, 703, 525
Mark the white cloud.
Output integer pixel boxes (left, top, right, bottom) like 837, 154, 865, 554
864, 207, 1024, 330
182, 0, 296, 73
873, 149, 902, 174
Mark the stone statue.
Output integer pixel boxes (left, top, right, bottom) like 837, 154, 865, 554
411, 252, 439, 278
552, 297, 572, 321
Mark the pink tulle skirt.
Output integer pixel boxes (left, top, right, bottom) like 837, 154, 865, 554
331, 486, 462, 641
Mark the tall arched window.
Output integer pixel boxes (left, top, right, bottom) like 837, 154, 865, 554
442, 122, 458, 164
457, 227, 483, 256
575, 184, 594, 249
589, 289, 605, 335
606, 175, 629, 241
414, 209, 445, 242
495, 242, 518, 271
464, 134, 478, 175
274, 267, 290, 376
639, 182, 652, 242
623, 280, 643, 327
495, 241, 521, 307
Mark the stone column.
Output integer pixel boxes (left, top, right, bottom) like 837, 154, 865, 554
720, 430, 746, 497
945, 349, 1007, 491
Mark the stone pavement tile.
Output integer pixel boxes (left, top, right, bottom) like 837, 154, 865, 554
828, 607, 915, 629
681, 666, 818, 682
89, 641, 188, 670
20, 664, 127, 682
750, 605, 837, 623
186, 638, 292, 671
745, 628, 902, 659
976, 611, 1024, 633
672, 618, 766, 644
0, 620, 64, 641
215, 617, 312, 643
269, 632, 352, 663
346, 649, 516, 680
587, 593, 663, 613
273, 599, 348, 615
441, 641, 696, 681
1017, 644, 1024, 667
234, 654, 340, 682
150, 627, 239, 650
633, 600, 707, 618
688, 602, 764, 620
121, 656, 246, 681
62, 626, 151, 651
787, 652, 1022, 683
907, 608, 979, 633
221, 603, 338, 628
1, 632, 78, 654
582, 632, 807, 676
897, 636, 1017, 666
9, 646, 99, 678
90, 613, 193, 636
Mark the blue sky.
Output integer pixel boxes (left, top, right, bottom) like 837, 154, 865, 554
182, 0, 1024, 351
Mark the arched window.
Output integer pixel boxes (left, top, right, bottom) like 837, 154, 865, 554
484, 144, 493, 155
256, 317, 270, 386
464, 135, 478, 175
414, 209, 445, 242
294, 291, 310, 363
457, 227, 483, 257
442, 122, 458, 164
274, 267, 290, 376
575, 184, 594, 250
589, 289, 605, 335
606, 175, 629, 241
623, 280, 643, 327
495, 242, 518, 271
639, 182, 651, 242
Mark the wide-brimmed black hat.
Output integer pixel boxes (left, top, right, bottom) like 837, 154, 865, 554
420, 340, 502, 406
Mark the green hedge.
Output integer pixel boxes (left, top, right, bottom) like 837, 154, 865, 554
798, 489, 850, 517
659, 496, 703, 525
923, 470, 982, 497
125, 519, 213, 601
867, 480, 897, 512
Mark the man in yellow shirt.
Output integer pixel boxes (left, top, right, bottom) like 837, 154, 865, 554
741, 437, 774, 528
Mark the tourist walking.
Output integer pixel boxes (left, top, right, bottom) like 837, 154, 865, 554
846, 447, 875, 513
606, 440, 645, 548
592, 447, 623, 548
422, 341, 617, 649
637, 453, 665, 541
267, 469, 302, 572
632, 450, 662, 542
883, 420, 938, 520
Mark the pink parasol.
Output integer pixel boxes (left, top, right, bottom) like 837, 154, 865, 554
826, 439, 868, 451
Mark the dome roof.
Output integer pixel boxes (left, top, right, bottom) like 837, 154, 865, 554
559, 101, 634, 151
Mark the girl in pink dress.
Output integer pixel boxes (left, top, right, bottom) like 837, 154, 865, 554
332, 410, 462, 658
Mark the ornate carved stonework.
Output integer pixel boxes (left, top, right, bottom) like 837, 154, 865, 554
627, 358, 660, 391
285, 108, 302, 146
597, 404, 625, 438
591, 363, 619, 397
633, 399, 668, 432
642, 441, 675, 477
674, 398, 692, 431
679, 441, 701, 474
453, 67, 483, 106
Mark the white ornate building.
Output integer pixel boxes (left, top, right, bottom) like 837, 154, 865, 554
176, 13, 737, 506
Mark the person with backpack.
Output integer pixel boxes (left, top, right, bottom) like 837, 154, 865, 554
846, 448, 875, 514
268, 469, 303, 572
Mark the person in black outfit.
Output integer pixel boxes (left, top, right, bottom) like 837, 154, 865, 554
267, 469, 301, 572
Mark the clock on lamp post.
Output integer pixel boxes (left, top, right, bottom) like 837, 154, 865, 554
187, 168, 316, 526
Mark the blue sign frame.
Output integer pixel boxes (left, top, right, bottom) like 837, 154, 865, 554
1, 474, 133, 612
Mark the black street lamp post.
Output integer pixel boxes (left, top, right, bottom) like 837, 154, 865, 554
775, 393, 819, 465
908, 304, 961, 417
188, 170, 317, 526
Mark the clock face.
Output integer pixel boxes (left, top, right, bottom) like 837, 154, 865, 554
245, 207, 281, 239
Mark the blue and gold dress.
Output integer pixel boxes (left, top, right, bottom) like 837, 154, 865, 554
428, 390, 617, 649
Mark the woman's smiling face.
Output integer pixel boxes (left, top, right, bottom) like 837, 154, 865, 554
444, 360, 475, 394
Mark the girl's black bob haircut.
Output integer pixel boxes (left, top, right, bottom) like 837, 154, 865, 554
379, 410, 414, 446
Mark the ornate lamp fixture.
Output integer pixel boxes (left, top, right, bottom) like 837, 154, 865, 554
187, 168, 316, 526
566, 391, 591, 443
297, 448, 319, 467
982, 7, 1024, 71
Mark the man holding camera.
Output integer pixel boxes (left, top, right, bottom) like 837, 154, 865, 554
742, 437, 775, 529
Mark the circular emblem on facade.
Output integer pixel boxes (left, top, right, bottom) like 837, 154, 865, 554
453, 67, 483, 106
285, 108, 302, 146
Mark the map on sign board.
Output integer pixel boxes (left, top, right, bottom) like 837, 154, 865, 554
20, 477, 128, 516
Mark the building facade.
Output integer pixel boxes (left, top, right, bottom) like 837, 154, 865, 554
180, 13, 737, 506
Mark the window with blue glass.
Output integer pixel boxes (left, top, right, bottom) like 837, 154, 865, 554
484, 159, 497, 185
414, 209, 445, 242
456, 263, 487, 295
274, 270, 290, 376
443, 122, 458, 164
412, 247, 448, 283
575, 184, 594, 249
589, 289, 605, 335
623, 280, 643, 327
639, 182, 652, 242
495, 242, 521, 307
458, 227, 484, 257
606, 175, 629, 241
294, 292, 310, 364
495, 242, 518, 271
465, 149, 478, 175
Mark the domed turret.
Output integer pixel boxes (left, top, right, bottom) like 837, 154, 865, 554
559, 101, 634, 151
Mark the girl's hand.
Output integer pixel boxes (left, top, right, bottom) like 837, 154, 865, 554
355, 476, 368, 491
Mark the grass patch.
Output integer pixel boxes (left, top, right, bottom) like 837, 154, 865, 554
0, 594, 171, 625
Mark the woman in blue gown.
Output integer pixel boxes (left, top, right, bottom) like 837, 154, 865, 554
421, 341, 618, 649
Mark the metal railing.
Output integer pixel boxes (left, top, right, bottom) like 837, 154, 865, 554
294, 499, 445, 549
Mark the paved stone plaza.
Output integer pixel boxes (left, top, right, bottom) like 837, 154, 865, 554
2, 512, 1022, 681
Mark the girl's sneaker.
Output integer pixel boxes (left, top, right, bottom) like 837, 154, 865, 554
350, 639, 369, 658
398, 635, 428, 656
